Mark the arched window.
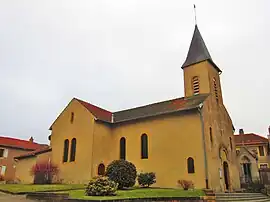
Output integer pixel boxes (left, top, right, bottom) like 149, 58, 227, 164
213, 78, 218, 102
97, 163, 105, 175
187, 157, 195, 173
141, 134, 148, 159
63, 139, 69, 162
210, 127, 213, 146
120, 137, 126, 160
70, 112, 74, 123
192, 76, 200, 95
70, 138, 76, 162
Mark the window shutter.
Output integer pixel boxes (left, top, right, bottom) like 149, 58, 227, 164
1, 166, 6, 175
3, 149, 8, 158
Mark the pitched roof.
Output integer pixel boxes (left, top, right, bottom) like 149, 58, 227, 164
234, 133, 268, 146
75, 98, 112, 122
14, 147, 51, 160
0, 136, 48, 150
181, 25, 221, 73
113, 94, 208, 123
77, 94, 209, 123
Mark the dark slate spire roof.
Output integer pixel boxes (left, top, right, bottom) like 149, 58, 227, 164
182, 25, 221, 73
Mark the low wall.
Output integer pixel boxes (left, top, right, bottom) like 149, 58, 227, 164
26, 192, 69, 201
26, 193, 215, 202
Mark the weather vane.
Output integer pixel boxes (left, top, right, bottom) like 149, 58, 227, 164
193, 4, 197, 25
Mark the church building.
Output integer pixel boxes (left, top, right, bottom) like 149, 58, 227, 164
17, 25, 241, 191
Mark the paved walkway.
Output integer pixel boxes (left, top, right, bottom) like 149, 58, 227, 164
0, 192, 39, 202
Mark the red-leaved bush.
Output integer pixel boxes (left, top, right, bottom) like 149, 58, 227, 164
0, 175, 5, 181
30, 161, 59, 184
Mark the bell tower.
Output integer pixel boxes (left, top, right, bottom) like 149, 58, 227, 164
182, 25, 223, 105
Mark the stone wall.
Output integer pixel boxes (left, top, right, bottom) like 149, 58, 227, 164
26, 193, 215, 202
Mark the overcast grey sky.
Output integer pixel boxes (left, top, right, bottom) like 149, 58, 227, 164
0, 0, 269, 144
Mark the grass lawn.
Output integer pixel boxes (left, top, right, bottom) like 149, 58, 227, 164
0, 184, 85, 193
69, 188, 205, 200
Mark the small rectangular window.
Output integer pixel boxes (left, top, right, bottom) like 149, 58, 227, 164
229, 137, 233, 150
259, 146, 265, 156
209, 127, 213, 147
0, 166, 6, 175
260, 164, 268, 168
3, 149, 8, 158
70, 112, 74, 123
0, 149, 4, 158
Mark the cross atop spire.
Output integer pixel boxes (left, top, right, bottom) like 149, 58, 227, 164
181, 25, 221, 73
193, 4, 197, 25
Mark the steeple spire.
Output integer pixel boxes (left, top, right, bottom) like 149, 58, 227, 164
181, 25, 222, 73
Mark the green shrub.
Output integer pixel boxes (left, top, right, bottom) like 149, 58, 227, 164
105, 160, 137, 189
85, 176, 118, 196
138, 172, 156, 187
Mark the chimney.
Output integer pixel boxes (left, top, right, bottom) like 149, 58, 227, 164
239, 129, 244, 135
29, 136, 34, 143
111, 113, 114, 123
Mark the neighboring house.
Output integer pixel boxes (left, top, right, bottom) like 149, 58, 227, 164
0, 136, 47, 181
234, 128, 270, 183
45, 24, 240, 192
14, 147, 52, 184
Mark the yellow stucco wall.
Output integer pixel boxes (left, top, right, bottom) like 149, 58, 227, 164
94, 111, 205, 188
91, 122, 114, 177
50, 100, 206, 188
50, 100, 95, 184
184, 61, 240, 191
15, 151, 51, 184
48, 60, 240, 191
255, 145, 269, 167
236, 144, 270, 168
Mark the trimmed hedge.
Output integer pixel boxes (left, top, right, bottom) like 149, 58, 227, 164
85, 176, 118, 196
138, 172, 156, 187
105, 160, 137, 189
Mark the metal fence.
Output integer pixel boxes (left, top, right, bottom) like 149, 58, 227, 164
259, 168, 270, 185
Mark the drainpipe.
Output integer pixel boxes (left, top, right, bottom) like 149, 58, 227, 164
91, 118, 96, 179
198, 103, 209, 189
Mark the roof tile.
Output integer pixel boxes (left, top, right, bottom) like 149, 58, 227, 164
76, 94, 209, 123
14, 147, 51, 160
234, 133, 268, 146
0, 136, 47, 150
75, 98, 112, 122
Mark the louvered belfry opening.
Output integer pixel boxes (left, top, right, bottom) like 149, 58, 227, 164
192, 76, 200, 95
213, 78, 218, 102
